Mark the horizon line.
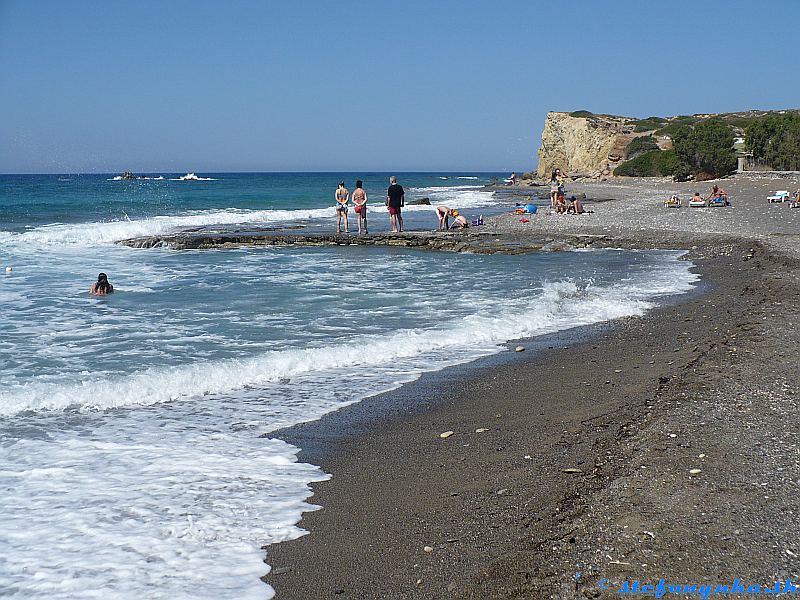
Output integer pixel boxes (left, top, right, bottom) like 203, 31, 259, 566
0, 169, 523, 176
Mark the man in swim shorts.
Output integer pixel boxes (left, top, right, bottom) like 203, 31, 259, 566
352, 180, 368, 236
386, 175, 404, 232
335, 181, 349, 234
435, 205, 453, 230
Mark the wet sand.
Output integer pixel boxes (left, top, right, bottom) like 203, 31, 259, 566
263, 176, 800, 599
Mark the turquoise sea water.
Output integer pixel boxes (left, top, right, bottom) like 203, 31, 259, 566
0, 172, 699, 599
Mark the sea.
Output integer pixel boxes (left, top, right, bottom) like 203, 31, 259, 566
0, 172, 700, 599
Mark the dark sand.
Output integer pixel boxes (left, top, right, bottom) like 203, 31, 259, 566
264, 234, 800, 598
126, 173, 798, 598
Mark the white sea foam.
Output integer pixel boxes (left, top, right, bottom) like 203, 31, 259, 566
0, 262, 697, 417
0, 208, 332, 247
0, 186, 494, 249
0, 249, 698, 600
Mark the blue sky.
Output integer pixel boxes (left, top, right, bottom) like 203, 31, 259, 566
1, 0, 799, 173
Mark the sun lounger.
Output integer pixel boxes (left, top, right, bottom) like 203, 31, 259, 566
708, 196, 729, 207
664, 196, 681, 208
689, 198, 706, 207
767, 191, 790, 203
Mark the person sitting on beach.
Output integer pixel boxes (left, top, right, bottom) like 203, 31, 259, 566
449, 211, 469, 229
706, 184, 729, 205
549, 168, 566, 207
352, 180, 368, 235
335, 182, 349, 234
567, 195, 585, 214
554, 191, 568, 214
90, 273, 114, 296
435, 205, 455, 230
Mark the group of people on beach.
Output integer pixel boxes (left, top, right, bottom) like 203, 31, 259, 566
548, 168, 585, 214
334, 176, 406, 235
334, 176, 474, 234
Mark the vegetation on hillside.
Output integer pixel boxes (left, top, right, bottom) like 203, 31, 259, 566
631, 116, 668, 132
615, 119, 736, 180
614, 149, 682, 177
569, 110, 594, 118
672, 119, 737, 179
624, 136, 659, 160
746, 113, 800, 171
654, 116, 702, 137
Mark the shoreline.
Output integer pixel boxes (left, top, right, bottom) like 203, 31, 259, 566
257, 172, 800, 599
263, 237, 800, 597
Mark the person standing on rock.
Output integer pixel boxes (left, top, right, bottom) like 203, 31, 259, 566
386, 175, 404, 233
352, 180, 368, 236
549, 168, 566, 208
335, 182, 350, 234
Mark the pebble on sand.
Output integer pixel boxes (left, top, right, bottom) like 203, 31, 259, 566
561, 468, 583, 474
423, 546, 434, 553
689, 468, 702, 474
439, 431, 454, 438
515, 345, 525, 352
475, 428, 489, 433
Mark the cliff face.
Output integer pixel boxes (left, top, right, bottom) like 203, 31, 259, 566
536, 112, 636, 178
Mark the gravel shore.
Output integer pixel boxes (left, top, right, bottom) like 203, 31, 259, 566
264, 175, 800, 599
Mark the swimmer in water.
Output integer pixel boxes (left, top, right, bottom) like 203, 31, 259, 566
90, 272, 114, 295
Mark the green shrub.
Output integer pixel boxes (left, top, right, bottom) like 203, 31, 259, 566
569, 110, 594, 118
632, 116, 667, 132
673, 119, 737, 178
655, 116, 702, 137
614, 149, 680, 177
624, 136, 659, 159
746, 113, 800, 171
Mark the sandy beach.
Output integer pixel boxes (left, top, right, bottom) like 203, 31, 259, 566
264, 175, 800, 598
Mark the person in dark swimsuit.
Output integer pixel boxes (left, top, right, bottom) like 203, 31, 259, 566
90, 273, 114, 295
386, 175, 404, 232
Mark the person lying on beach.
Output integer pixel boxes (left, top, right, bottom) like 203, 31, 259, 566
90, 273, 114, 295
352, 180, 368, 235
335, 182, 349, 234
690, 192, 705, 206
449, 211, 469, 229
567, 196, 585, 214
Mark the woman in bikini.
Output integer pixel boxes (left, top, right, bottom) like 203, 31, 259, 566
335, 182, 349, 234
351, 180, 368, 235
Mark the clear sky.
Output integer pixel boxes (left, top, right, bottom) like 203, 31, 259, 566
2, 0, 799, 174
